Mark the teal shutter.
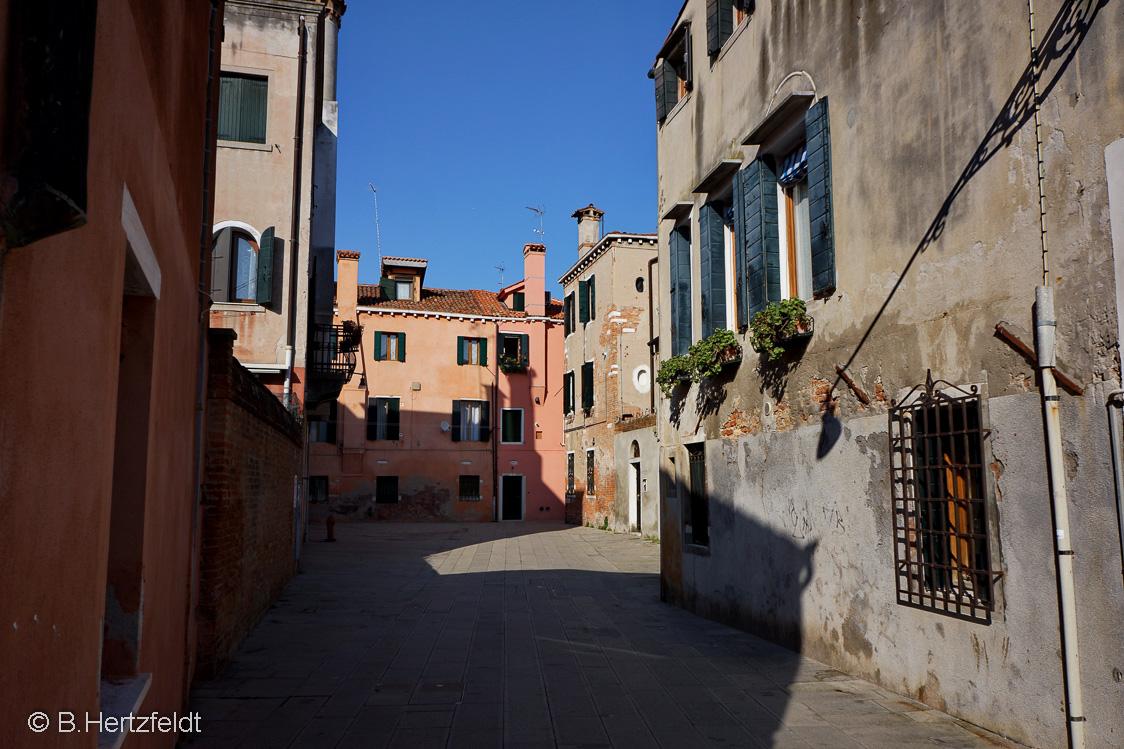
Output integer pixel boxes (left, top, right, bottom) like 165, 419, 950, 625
512, 292, 525, 311
654, 61, 672, 121
589, 276, 596, 320
379, 276, 395, 301
480, 401, 490, 442
480, 338, 488, 367
456, 336, 465, 365
451, 400, 461, 442
578, 280, 590, 323
706, 0, 734, 54
742, 157, 780, 321
387, 399, 400, 438
565, 293, 575, 334
683, 24, 693, 90
211, 227, 231, 302
564, 372, 573, 414
519, 334, 529, 368
699, 203, 726, 337
581, 362, 594, 409
669, 223, 693, 356
806, 97, 836, 297
397, 332, 406, 362
374, 331, 384, 361
255, 227, 274, 305
733, 167, 748, 328
218, 75, 267, 144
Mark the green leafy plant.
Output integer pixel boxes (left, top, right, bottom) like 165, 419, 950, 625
655, 328, 743, 397
339, 320, 363, 352
499, 355, 528, 373
749, 298, 812, 362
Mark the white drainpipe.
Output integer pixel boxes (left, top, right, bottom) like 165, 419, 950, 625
1035, 285, 1085, 749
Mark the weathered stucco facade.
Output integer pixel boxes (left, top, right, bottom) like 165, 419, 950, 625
560, 207, 660, 533
653, 1, 1124, 746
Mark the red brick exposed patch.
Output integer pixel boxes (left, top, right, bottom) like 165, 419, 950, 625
720, 408, 760, 438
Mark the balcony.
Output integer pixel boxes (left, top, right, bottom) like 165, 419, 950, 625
305, 324, 357, 408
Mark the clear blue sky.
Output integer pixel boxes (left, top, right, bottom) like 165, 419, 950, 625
335, 0, 684, 297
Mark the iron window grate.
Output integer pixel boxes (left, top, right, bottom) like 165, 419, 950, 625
890, 371, 997, 624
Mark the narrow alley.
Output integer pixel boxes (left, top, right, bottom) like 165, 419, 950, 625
187, 524, 1019, 748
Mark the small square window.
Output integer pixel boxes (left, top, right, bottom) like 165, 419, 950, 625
376, 476, 398, 504
395, 279, 413, 301
458, 475, 480, 501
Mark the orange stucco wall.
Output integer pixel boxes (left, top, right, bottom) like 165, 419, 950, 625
0, 1, 219, 745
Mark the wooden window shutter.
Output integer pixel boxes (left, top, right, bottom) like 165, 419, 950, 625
479, 338, 488, 367
387, 399, 400, 438
564, 372, 573, 414
519, 334, 530, 368
217, 76, 239, 142
564, 293, 575, 334
706, 0, 721, 54
242, 76, 268, 144
479, 401, 490, 442
683, 24, 694, 90
512, 292, 525, 311
699, 203, 727, 337
654, 61, 671, 122
669, 224, 693, 356
379, 276, 395, 301
397, 332, 406, 362
451, 400, 461, 442
741, 158, 780, 321
211, 227, 232, 302
733, 167, 748, 328
578, 280, 590, 323
806, 97, 836, 297
588, 276, 596, 320
374, 331, 384, 361
581, 362, 594, 409
366, 398, 378, 440
456, 336, 465, 365
255, 227, 274, 305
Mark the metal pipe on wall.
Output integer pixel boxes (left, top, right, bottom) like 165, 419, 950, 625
284, 17, 308, 401
1108, 390, 1124, 594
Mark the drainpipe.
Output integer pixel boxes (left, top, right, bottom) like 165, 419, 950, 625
283, 17, 308, 402
492, 321, 499, 522
1108, 390, 1124, 593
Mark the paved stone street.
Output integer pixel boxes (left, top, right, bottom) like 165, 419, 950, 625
187, 523, 1021, 748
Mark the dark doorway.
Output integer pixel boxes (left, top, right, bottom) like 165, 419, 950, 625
501, 475, 523, 521
633, 461, 642, 534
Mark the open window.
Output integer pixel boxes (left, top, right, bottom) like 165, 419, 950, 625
653, 23, 693, 122
366, 397, 400, 441
499, 332, 529, 373
211, 226, 274, 305
706, 0, 754, 55
451, 399, 490, 442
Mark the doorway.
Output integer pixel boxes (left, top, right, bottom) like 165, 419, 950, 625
501, 474, 524, 521
629, 441, 641, 534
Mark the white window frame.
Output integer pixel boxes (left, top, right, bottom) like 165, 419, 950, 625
395, 279, 413, 301
500, 408, 524, 445
775, 167, 813, 301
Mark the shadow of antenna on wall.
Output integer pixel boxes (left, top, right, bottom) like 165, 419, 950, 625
830, 0, 1109, 403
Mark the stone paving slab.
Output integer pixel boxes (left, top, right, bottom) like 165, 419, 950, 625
186, 523, 1025, 748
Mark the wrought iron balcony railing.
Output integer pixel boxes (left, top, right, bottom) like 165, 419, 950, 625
309, 323, 357, 384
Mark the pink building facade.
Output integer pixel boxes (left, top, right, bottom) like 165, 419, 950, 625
310, 244, 565, 522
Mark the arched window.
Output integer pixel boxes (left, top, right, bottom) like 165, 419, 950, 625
631, 441, 640, 459
211, 224, 273, 304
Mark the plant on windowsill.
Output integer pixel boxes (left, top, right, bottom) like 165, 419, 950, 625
656, 354, 694, 398
340, 320, 363, 352
499, 355, 528, 374
656, 329, 744, 397
749, 298, 813, 362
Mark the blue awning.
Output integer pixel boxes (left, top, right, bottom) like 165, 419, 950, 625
777, 145, 808, 186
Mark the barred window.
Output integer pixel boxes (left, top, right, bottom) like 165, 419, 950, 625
890, 373, 996, 623
586, 450, 595, 496
567, 453, 575, 494
458, 475, 480, 502
685, 444, 709, 546
375, 476, 398, 504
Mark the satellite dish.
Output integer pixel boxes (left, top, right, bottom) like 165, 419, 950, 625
440, 421, 450, 432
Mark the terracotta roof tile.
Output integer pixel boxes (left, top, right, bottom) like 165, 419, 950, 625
355, 284, 562, 319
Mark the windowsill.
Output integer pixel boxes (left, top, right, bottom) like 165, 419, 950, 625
218, 140, 273, 152
210, 301, 267, 313
661, 91, 692, 127
684, 543, 711, 557
716, 15, 752, 63
98, 673, 152, 749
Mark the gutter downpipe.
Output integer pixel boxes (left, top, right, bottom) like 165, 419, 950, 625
284, 17, 308, 402
493, 322, 500, 522
1108, 390, 1124, 593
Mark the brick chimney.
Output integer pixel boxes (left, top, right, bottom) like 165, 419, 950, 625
523, 243, 546, 317
336, 250, 360, 321
571, 204, 604, 253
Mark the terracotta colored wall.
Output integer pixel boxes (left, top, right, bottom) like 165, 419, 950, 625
196, 330, 300, 680
0, 0, 219, 745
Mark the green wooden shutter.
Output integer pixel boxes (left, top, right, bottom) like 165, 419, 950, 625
519, 334, 529, 368
451, 400, 461, 442
243, 76, 267, 144
733, 166, 748, 328
379, 276, 395, 301
699, 203, 726, 337
564, 372, 573, 414
387, 398, 400, 439
578, 280, 590, 323
589, 276, 596, 319
581, 362, 594, 409
512, 292, 525, 311
806, 97, 836, 297
683, 24, 694, 91
366, 398, 378, 440
211, 227, 231, 302
397, 332, 406, 362
654, 61, 671, 122
669, 224, 693, 356
217, 76, 239, 142
480, 401, 490, 442
742, 157, 780, 321
706, 0, 721, 54
456, 336, 465, 365
374, 331, 384, 361
564, 293, 575, 334
479, 338, 488, 367
255, 226, 274, 305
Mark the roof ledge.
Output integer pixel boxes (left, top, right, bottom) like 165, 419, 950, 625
692, 159, 743, 194
660, 201, 694, 223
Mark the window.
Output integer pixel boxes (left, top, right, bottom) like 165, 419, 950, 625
375, 331, 406, 362
581, 361, 594, 411
395, 279, 413, 301
699, 202, 730, 338
218, 73, 268, 144
706, 0, 754, 55
668, 221, 692, 355
366, 397, 400, 441
586, 449, 596, 496
567, 453, 575, 493
211, 226, 273, 304
458, 475, 481, 502
310, 401, 338, 443
375, 476, 398, 504
653, 24, 692, 122
564, 293, 575, 336
579, 276, 596, 323
685, 444, 709, 546
457, 336, 488, 366
499, 333, 529, 372
736, 97, 836, 326
309, 476, 329, 503
511, 292, 525, 311
890, 376, 996, 623
451, 399, 489, 442
636, 276, 645, 293
500, 409, 523, 444
563, 371, 575, 415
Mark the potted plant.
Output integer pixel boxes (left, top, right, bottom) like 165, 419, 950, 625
339, 320, 363, 352
656, 354, 694, 398
749, 298, 813, 362
656, 329, 744, 397
499, 355, 528, 374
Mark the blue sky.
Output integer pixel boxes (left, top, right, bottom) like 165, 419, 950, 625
335, 0, 684, 297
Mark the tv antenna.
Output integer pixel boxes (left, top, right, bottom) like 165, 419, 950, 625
369, 183, 383, 266
494, 263, 506, 287
525, 205, 545, 244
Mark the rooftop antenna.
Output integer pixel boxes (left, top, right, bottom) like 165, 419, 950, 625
368, 183, 383, 267
525, 205, 545, 244
494, 263, 506, 287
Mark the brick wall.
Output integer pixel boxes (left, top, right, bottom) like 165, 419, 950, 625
195, 329, 302, 680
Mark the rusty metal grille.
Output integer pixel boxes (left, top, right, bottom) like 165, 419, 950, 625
310, 324, 357, 381
890, 371, 996, 623
586, 450, 596, 495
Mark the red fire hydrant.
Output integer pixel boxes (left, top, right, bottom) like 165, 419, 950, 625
325, 514, 336, 542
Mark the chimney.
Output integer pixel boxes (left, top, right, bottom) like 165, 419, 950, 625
571, 204, 605, 253
523, 244, 546, 316
336, 250, 360, 322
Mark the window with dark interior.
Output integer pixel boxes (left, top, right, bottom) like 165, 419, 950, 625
652, 24, 692, 122
567, 453, 575, 494
685, 444, 709, 546
890, 376, 996, 623
511, 292, 525, 311
586, 449, 596, 496
459, 475, 481, 501
366, 397, 400, 441
500, 409, 523, 444
500, 333, 529, 372
451, 399, 489, 442
375, 476, 398, 504
310, 400, 338, 443
211, 226, 273, 304
218, 73, 268, 144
